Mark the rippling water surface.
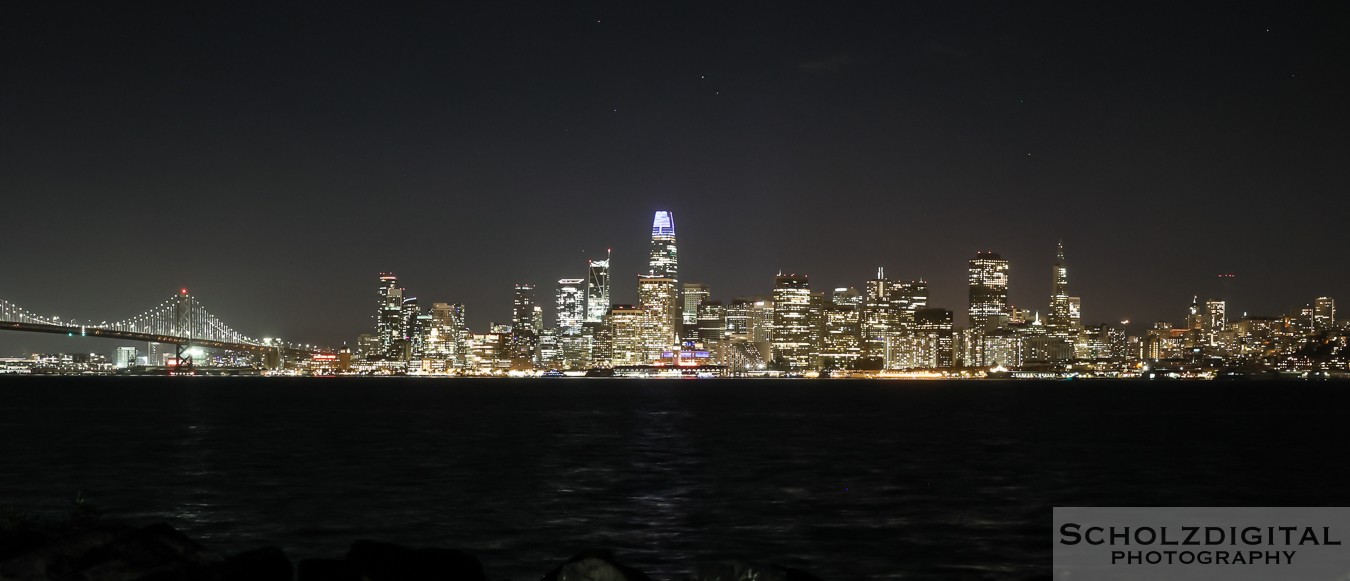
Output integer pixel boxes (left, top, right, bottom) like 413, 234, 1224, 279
2, 378, 1348, 580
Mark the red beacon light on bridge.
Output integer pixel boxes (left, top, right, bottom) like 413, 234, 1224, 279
180, 288, 189, 295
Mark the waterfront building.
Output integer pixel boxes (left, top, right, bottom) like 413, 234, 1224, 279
981, 331, 1023, 368
468, 331, 509, 373
556, 278, 586, 333
771, 273, 812, 370
114, 346, 137, 369
585, 252, 611, 323
1023, 335, 1075, 365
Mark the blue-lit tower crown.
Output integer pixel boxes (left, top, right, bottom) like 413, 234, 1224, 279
649, 211, 678, 281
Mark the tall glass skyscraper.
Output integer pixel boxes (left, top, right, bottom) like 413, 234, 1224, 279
585, 251, 611, 323
861, 267, 890, 360
556, 278, 586, 333
376, 273, 405, 358
649, 211, 678, 280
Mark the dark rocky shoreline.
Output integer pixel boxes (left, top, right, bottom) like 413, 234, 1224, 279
0, 521, 1053, 580
0, 521, 837, 581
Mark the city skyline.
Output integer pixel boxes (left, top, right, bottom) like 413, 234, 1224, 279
8, 201, 1339, 376
243, 209, 1337, 377
0, 205, 1343, 355
2, 3, 1348, 350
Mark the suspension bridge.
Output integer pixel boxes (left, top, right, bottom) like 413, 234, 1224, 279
0, 289, 332, 368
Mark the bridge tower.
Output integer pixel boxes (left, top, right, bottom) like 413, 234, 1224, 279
173, 289, 195, 374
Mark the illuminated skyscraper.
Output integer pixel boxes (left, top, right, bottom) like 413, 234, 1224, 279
860, 267, 891, 360
608, 304, 647, 365
585, 251, 611, 323
509, 283, 538, 362
637, 275, 678, 358
400, 296, 421, 360
968, 252, 1010, 332
821, 287, 862, 367
375, 273, 406, 359
556, 279, 586, 333
891, 280, 928, 328
1045, 241, 1075, 338
1200, 299, 1225, 346
771, 273, 812, 370
649, 211, 678, 280
512, 283, 537, 331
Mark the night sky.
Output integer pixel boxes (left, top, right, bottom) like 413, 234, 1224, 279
2, 2, 1348, 350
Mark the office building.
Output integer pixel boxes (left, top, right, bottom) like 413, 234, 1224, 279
556, 278, 586, 333
771, 273, 812, 370
375, 273, 405, 359
968, 251, 1010, 332
637, 275, 678, 358
682, 283, 710, 326
609, 305, 648, 365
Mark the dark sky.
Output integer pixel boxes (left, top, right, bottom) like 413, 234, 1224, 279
2, 2, 1348, 350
